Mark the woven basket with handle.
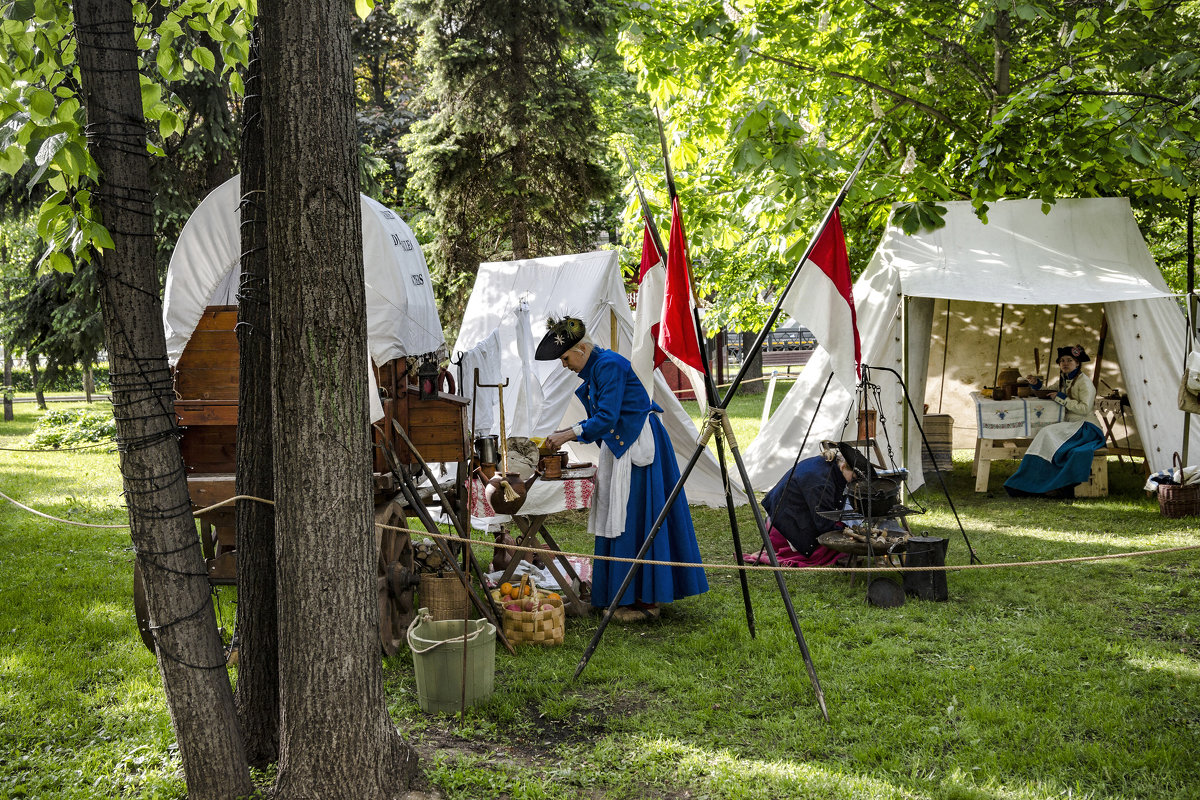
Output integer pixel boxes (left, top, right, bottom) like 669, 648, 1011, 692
1159, 453, 1200, 518
489, 575, 565, 646
419, 574, 470, 621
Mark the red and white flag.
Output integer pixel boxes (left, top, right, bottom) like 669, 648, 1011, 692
631, 224, 667, 394
658, 196, 706, 373
783, 208, 861, 390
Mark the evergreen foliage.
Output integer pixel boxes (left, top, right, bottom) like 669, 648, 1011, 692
404, 0, 615, 317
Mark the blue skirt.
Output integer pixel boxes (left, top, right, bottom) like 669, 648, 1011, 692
1005, 421, 1105, 496
591, 415, 709, 608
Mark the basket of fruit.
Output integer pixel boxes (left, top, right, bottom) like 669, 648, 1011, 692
489, 575, 565, 646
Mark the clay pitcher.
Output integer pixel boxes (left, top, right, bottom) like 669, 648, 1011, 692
484, 469, 540, 516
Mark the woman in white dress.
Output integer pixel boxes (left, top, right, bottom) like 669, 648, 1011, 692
1004, 345, 1105, 497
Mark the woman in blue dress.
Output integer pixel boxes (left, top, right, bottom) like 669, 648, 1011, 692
1004, 345, 1106, 497
539, 316, 708, 622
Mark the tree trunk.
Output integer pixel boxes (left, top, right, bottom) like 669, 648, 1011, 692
234, 30, 281, 769
3, 286, 12, 422
990, 9, 1012, 118
83, 362, 94, 403
741, 331, 765, 394
74, 1, 253, 798
28, 354, 45, 409
260, 0, 418, 796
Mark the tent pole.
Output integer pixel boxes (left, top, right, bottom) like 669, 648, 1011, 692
1185, 195, 1196, 466
1046, 305, 1060, 385
901, 294, 910, 502
939, 300, 951, 413
993, 304, 1005, 388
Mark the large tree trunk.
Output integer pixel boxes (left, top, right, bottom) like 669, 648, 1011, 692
74, 1, 253, 798
233, 30, 281, 768
260, 1, 417, 796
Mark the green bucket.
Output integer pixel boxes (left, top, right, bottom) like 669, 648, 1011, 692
407, 608, 496, 714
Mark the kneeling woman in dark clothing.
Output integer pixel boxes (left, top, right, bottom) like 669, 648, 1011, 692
745, 442, 860, 567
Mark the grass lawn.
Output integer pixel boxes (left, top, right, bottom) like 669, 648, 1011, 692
2, 398, 1199, 799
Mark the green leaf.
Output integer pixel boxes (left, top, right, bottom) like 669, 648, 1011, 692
1127, 137, 1154, 166
191, 45, 215, 72
28, 88, 54, 122
355, 0, 374, 20
5, 0, 35, 21
34, 131, 65, 166
0, 143, 24, 174
48, 251, 71, 272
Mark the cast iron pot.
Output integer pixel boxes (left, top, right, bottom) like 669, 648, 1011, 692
846, 476, 901, 518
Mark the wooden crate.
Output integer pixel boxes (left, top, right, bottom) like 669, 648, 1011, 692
1075, 452, 1109, 498
373, 360, 469, 470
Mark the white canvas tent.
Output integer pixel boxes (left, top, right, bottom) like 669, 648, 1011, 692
745, 197, 1197, 490
163, 174, 445, 368
453, 250, 746, 508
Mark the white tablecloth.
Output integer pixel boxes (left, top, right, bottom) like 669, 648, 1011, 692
972, 392, 1064, 439
468, 475, 594, 530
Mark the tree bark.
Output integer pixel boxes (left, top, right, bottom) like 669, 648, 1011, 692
3, 285, 12, 422
28, 354, 44, 409
233, 30, 281, 768
990, 9, 1012, 118
739, 331, 765, 395
74, 1, 253, 798
260, 0, 417, 796
83, 362, 94, 403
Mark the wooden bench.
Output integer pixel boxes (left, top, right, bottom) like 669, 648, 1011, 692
973, 438, 1108, 497
759, 349, 813, 374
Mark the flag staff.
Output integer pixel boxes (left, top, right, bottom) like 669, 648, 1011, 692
621, 144, 759, 638
719, 125, 882, 407
575, 117, 882, 721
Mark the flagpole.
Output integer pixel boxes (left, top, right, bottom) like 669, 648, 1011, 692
718, 125, 882, 408
624, 143, 758, 639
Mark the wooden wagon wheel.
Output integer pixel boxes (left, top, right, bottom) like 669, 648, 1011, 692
375, 497, 418, 656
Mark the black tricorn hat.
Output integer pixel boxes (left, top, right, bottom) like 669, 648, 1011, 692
535, 316, 587, 361
835, 441, 878, 481
1056, 345, 1090, 364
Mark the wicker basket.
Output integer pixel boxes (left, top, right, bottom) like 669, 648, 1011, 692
1158, 453, 1200, 518
489, 576, 565, 646
419, 574, 470, 621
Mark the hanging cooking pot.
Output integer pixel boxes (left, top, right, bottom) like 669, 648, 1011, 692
846, 477, 901, 518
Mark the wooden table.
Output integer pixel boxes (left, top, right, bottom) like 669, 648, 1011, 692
467, 473, 595, 616
971, 393, 1064, 492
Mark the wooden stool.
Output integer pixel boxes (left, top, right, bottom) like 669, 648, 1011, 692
1075, 450, 1109, 498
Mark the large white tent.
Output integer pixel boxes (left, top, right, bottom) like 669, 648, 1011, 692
744, 197, 1197, 490
162, 174, 445, 367
453, 250, 746, 508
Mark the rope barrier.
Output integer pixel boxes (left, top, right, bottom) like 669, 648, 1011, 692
4, 487, 1196, 575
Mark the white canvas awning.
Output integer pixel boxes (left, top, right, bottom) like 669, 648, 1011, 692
454, 250, 746, 508
745, 197, 1195, 491
163, 174, 445, 367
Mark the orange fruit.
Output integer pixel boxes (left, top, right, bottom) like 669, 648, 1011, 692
509, 585, 522, 600
547, 593, 561, 603
521, 584, 533, 597
499, 582, 513, 598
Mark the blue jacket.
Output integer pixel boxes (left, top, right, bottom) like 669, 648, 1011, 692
573, 347, 662, 458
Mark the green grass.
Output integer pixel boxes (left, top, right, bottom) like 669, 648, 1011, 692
2, 398, 1199, 799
